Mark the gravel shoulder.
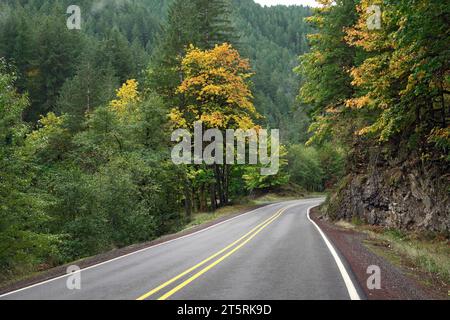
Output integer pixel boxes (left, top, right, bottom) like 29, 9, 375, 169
310, 207, 448, 300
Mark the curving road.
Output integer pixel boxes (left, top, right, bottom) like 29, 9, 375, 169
0, 199, 362, 300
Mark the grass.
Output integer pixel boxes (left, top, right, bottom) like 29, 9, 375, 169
375, 230, 450, 284
184, 203, 258, 229
336, 220, 450, 286
252, 192, 324, 205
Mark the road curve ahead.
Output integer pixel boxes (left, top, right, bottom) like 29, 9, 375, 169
0, 199, 361, 300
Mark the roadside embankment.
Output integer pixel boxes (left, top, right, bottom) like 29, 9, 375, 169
310, 207, 449, 300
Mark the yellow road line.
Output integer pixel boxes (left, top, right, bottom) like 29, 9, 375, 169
136, 207, 285, 300
157, 207, 287, 300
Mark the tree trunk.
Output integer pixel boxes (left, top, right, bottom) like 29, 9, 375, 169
199, 184, 207, 212
192, 187, 199, 213
214, 164, 226, 207
224, 164, 230, 204
209, 183, 217, 212
183, 181, 192, 221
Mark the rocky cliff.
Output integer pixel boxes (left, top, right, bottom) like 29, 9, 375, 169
326, 144, 450, 234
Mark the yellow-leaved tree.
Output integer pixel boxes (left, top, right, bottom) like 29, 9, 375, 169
170, 43, 260, 131
109, 79, 141, 123
169, 43, 263, 210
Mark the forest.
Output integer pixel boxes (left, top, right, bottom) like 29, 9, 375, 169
0, 0, 339, 283
297, 0, 449, 233
0, 0, 448, 285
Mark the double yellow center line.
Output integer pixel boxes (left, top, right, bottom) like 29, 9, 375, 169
136, 205, 289, 300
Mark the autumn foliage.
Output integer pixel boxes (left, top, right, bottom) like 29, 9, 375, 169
298, 0, 449, 154
170, 43, 259, 130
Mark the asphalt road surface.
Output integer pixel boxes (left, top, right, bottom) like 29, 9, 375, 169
0, 199, 362, 300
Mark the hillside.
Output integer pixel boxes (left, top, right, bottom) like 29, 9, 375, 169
0, 0, 312, 141
297, 0, 449, 234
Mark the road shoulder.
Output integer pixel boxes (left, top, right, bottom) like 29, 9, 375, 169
310, 207, 448, 300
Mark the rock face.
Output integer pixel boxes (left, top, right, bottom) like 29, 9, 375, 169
327, 148, 450, 234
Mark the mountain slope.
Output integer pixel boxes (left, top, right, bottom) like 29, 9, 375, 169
0, 0, 313, 140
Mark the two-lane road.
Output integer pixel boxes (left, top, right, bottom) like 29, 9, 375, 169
0, 199, 361, 300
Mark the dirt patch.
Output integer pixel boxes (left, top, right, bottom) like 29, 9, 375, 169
310, 207, 448, 300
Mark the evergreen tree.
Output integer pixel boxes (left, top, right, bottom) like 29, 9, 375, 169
295, 0, 359, 145
56, 47, 118, 130
25, 7, 82, 122
194, 0, 237, 49
146, 0, 198, 100
147, 0, 238, 101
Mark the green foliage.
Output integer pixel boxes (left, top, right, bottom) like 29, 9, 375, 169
0, 0, 153, 122
25, 113, 72, 163
296, 0, 449, 230
344, 0, 449, 145
243, 144, 290, 191
0, 61, 57, 280
287, 144, 323, 192
56, 44, 119, 129
0, 0, 314, 146
295, 0, 360, 146
285, 142, 344, 192
39, 87, 182, 262
0, 67, 186, 280
316, 143, 345, 189
0, 0, 337, 283
243, 165, 290, 191
233, 0, 313, 136
298, 0, 449, 156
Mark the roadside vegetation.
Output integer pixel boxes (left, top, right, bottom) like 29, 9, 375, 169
185, 191, 325, 230
297, 3, 449, 287
336, 220, 450, 292
0, 0, 338, 286
297, 0, 449, 230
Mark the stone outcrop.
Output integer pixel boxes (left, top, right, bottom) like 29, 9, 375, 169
326, 147, 449, 234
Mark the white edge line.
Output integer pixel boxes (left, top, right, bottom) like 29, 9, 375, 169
0, 198, 322, 298
307, 205, 361, 301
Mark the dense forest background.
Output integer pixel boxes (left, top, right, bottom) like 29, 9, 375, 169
0, 0, 312, 137
0, 0, 343, 282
